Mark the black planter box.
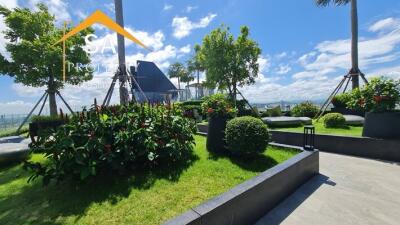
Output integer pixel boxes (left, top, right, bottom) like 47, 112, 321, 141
29, 120, 65, 137
206, 116, 228, 152
331, 107, 365, 117
363, 112, 400, 139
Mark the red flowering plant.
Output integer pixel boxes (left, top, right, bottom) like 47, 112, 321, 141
201, 93, 237, 118
347, 77, 400, 113
25, 101, 197, 185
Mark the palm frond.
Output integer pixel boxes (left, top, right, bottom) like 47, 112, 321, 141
315, 0, 351, 7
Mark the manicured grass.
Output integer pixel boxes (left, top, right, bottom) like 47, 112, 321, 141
0, 135, 298, 225
273, 120, 363, 137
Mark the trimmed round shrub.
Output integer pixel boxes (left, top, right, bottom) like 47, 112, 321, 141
225, 116, 269, 156
291, 101, 319, 118
323, 113, 346, 128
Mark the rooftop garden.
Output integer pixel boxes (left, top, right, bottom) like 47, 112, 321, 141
0, 135, 298, 225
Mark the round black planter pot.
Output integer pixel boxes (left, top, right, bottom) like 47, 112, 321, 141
206, 116, 229, 153
362, 112, 400, 139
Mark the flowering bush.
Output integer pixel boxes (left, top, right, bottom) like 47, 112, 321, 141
201, 94, 237, 118
25, 102, 197, 185
347, 77, 400, 112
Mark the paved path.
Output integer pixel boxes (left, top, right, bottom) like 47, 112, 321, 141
256, 152, 400, 225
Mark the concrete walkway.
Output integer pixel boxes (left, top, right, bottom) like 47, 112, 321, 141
256, 152, 400, 225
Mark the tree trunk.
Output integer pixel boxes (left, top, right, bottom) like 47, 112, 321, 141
115, 0, 130, 105
48, 74, 58, 116
351, 0, 359, 89
196, 70, 200, 99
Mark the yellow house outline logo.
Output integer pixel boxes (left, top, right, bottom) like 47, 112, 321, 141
55, 10, 149, 81
55, 10, 149, 49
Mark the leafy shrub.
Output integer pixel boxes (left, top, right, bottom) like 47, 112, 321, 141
331, 93, 351, 108
201, 94, 237, 118
235, 99, 259, 117
259, 106, 282, 117
347, 77, 400, 112
268, 106, 282, 117
181, 100, 203, 106
291, 101, 319, 118
179, 100, 205, 120
25, 103, 197, 185
225, 116, 269, 156
323, 113, 346, 128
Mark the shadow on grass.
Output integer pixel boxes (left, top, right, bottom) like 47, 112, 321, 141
208, 150, 278, 173
0, 152, 198, 225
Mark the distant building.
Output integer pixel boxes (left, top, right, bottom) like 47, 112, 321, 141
130, 60, 177, 103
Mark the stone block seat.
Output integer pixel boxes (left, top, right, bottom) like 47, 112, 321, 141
343, 115, 364, 126
262, 116, 311, 127
0, 136, 30, 164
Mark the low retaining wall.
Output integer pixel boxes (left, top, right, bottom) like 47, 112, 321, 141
164, 145, 319, 225
271, 131, 400, 162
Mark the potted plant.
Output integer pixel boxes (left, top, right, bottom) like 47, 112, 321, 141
348, 77, 400, 139
201, 94, 237, 152
331, 93, 364, 116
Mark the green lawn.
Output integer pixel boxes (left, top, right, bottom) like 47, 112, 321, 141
0, 135, 298, 225
0, 126, 29, 138
273, 120, 363, 137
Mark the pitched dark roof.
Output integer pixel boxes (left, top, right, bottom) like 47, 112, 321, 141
131, 60, 177, 92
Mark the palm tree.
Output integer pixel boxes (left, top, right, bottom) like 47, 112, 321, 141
316, 0, 360, 89
187, 44, 205, 99
168, 62, 186, 90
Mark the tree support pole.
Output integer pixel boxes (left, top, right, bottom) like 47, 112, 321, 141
56, 91, 74, 115
16, 91, 47, 133
38, 92, 49, 115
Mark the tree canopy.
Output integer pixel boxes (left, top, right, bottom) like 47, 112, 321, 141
0, 4, 93, 115
198, 25, 261, 101
168, 62, 189, 90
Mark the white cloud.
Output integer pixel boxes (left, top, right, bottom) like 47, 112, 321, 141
179, 44, 191, 54
258, 55, 271, 73
0, 0, 19, 59
163, 4, 173, 11
276, 64, 291, 75
28, 0, 71, 22
172, 13, 217, 39
369, 17, 400, 33
275, 52, 287, 59
0, 101, 34, 114
185, 5, 198, 13
104, 3, 115, 13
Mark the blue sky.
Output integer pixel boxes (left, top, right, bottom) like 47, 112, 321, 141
1, 0, 400, 114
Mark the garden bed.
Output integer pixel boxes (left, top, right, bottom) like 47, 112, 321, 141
0, 135, 300, 225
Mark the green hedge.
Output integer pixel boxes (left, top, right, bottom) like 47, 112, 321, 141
322, 113, 346, 128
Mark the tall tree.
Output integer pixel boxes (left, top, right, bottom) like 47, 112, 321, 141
316, 0, 360, 89
0, 4, 93, 115
199, 25, 261, 103
168, 62, 187, 90
187, 44, 205, 99
180, 68, 194, 89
